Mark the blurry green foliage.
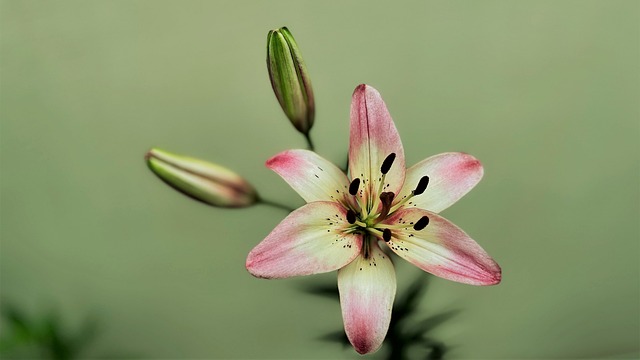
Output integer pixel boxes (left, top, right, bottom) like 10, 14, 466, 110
302, 274, 457, 360
0, 302, 97, 360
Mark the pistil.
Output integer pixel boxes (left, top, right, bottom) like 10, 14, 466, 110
372, 191, 394, 224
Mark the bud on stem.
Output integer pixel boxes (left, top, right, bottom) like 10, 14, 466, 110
145, 148, 258, 208
267, 27, 315, 135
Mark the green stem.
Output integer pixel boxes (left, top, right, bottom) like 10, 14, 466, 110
343, 155, 349, 173
304, 132, 315, 151
259, 198, 296, 213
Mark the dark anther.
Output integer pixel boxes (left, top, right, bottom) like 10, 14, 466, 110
413, 175, 430, 195
413, 216, 430, 230
349, 178, 360, 195
346, 210, 356, 224
380, 153, 396, 174
383, 228, 392, 242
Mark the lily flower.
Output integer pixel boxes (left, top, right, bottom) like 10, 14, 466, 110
246, 84, 501, 354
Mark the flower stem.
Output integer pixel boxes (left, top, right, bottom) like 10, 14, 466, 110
343, 155, 349, 173
304, 132, 315, 151
259, 198, 296, 213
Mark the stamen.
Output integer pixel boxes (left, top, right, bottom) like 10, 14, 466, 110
413, 216, 430, 230
380, 153, 396, 174
346, 209, 357, 224
382, 228, 392, 242
349, 178, 360, 195
413, 176, 430, 195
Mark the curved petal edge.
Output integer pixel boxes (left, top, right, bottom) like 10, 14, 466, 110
338, 241, 396, 354
246, 201, 361, 279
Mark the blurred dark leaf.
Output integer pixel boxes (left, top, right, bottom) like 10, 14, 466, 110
43, 313, 72, 359
3, 303, 31, 332
299, 282, 339, 300
424, 341, 446, 360
0, 303, 35, 351
0, 301, 99, 360
305, 273, 459, 360
72, 316, 99, 353
408, 310, 460, 342
390, 275, 429, 332
318, 330, 351, 348
396, 275, 429, 314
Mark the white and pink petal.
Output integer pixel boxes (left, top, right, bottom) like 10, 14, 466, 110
338, 240, 396, 354
246, 202, 361, 279
396, 152, 484, 213
381, 208, 501, 286
266, 149, 351, 203
349, 85, 406, 203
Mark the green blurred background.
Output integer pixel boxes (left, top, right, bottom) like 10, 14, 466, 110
1, 0, 638, 358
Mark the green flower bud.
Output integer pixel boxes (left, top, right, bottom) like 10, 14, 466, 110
145, 148, 258, 208
267, 26, 315, 135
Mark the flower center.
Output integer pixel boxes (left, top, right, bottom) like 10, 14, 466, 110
342, 152, 432, 258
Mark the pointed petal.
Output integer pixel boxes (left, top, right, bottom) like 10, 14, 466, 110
397, 152, 483, 213
349, 85, 405, 204
338, 240, 396, 354
382, 208, 501, 286
266, 149, 351, 203
246, 202, 361, 278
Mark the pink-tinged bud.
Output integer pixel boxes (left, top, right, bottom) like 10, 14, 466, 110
145, 148, 258, 208
267, 26, 315, 135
